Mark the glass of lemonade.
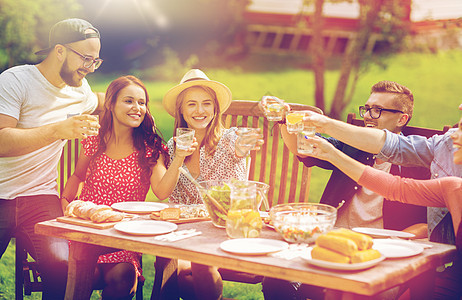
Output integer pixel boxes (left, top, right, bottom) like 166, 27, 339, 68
297, 126, 316, 155
176, 128, 195, 150
226, 181, 262, 238
286, 111, 304, 133
235, 127, 261, 157
262, 96, 285, 122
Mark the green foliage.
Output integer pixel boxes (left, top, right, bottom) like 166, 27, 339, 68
0, 0, 82, 71
132, 47, 199, 82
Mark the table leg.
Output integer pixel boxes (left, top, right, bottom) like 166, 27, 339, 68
65, 242, 115, 300
152, 256, 179, 300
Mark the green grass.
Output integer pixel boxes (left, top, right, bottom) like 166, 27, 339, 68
1, 50, 462, 299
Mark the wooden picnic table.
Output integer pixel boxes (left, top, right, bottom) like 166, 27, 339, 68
35, 218, 456, 300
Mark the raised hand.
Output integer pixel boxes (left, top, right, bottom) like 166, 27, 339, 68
60, 114, 100, 139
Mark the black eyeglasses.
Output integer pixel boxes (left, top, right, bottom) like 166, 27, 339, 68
63, 45, 103, 70
359, 106, 404, 119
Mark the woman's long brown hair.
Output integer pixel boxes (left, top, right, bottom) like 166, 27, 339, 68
91, 75, 168, 184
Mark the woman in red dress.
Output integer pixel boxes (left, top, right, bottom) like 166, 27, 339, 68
61, 75, 196, 299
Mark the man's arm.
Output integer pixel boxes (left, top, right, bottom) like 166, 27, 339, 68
0, 113, 99, 157
92, 92, 105, 115
303, 111, 386, 154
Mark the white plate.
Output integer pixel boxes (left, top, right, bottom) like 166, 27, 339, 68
352, 227, 415, 239
372, 239, 424, 258
111, 202, 168, 214
300, 248, 385, 271
220, 238, 289, 255
114, 220, 177, 236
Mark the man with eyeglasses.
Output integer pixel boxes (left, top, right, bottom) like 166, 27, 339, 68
0, 18, 102, 299
263, 81, 429, 300
280, 90, 462, 299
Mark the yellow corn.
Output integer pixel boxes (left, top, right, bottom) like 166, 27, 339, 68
327, 228, 373, 250
311, 246, 350, 264
350, 249, 382, 263
315, 234, 358, 256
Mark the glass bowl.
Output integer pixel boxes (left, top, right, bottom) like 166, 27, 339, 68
269, 203, 337, 243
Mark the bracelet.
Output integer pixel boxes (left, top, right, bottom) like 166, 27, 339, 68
61, 196, 70, 202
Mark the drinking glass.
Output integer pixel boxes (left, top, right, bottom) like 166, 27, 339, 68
67, 113, 99, 136
235, 127, 261, 157
176, 128, 195, 150
262, 96, 285, 122
297, 126, 316, 155
87, 115, 99, 136
226, 181, 262, 238
285, 111, 304, 133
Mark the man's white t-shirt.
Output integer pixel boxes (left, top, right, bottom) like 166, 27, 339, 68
335, 160, 392, 229
0, 65, 98, 199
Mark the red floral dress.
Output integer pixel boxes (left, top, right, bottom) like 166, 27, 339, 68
78, 135, 156, 278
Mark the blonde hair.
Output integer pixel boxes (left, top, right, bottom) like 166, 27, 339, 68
174, 85, 224, 156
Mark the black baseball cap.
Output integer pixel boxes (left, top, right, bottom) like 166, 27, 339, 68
35, 18, 100, 55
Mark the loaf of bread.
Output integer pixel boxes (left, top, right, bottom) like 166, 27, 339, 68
311, 246, 350, 264
350, 249, 382, 263
327, 228, 373, 250
88, 204, 112, 217
73, 201, 97, 220
65, 201, 124, 223
315, 234, 358, 256
91, 209, 124, 223
64, 200, 86, 217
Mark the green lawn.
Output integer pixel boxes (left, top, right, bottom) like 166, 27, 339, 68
1, 50, 462, 299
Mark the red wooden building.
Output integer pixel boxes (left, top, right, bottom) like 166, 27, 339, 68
243, 0, 462, 55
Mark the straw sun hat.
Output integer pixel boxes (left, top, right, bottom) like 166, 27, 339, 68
162, 69, 232, 117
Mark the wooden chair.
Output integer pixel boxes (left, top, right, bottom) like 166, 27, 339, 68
217, 100, 323, 284
347, 113, 453, 137
222, 100, 323, 207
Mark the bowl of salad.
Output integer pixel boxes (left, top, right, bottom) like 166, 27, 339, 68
269, 203, 337, 243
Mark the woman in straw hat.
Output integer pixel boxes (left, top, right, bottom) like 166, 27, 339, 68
162, 69, 262, 300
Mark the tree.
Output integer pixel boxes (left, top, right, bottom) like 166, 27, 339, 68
303, 0, 410, 119
0, 0, 82, 71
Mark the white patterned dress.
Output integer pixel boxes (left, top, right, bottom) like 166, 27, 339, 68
167, 127, 247, 205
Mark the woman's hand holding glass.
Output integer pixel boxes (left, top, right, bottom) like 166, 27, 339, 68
298, 134, 336, 161
235, 127, 264, 158
174, 136, 198, 158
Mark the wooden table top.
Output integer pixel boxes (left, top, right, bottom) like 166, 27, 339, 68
35, 219, 456, 296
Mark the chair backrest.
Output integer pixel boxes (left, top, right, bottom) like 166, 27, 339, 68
58, 139, 80, 196
347, 113, 453, 137
222, 100, 323, 207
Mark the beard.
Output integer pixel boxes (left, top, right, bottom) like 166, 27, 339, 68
60, 60, 84, 87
